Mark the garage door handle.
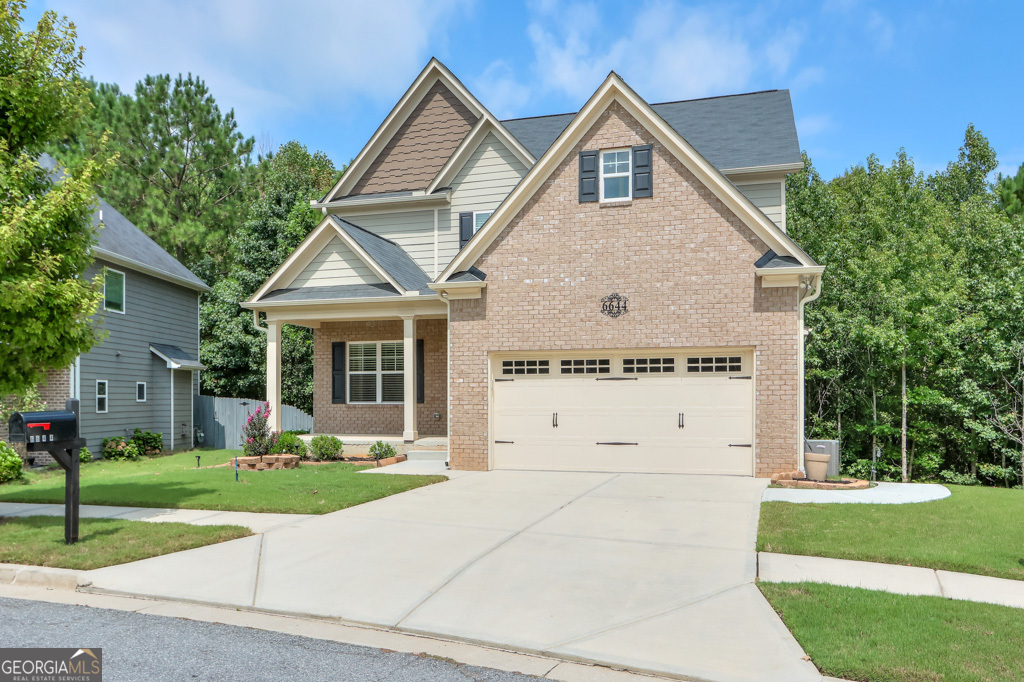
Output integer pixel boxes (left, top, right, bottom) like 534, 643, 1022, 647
596, 377, 637, 381
495, 440, 514, 444
552, 412, 558, 428
678, 412, 685, 428
596, 442, 638, 446
729, 443, 752, 447
729, 376, 752, 380
495, 378, 515, 382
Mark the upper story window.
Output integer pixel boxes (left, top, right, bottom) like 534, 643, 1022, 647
103, 269, 125, 314
600, 149, 631, 201
473, 211, 492, 234
579, 145, 652, 203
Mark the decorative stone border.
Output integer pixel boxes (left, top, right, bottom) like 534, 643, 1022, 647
771, 477, 870, 490
229, 455, 301, 471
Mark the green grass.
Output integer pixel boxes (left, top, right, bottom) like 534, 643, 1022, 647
0, 516, 250, 570
760, 582, 1024, 682
0, 449, 446, 514
758, 485, 1024, 580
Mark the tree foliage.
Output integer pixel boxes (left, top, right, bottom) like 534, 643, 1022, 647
200, 141, 338, 413
52, 74, 254, 279
995, 162, 1024, 218
794, 127, 1024, 486
0, 1, 112, 395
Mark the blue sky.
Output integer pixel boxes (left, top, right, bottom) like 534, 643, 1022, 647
29, 0, 1023, 180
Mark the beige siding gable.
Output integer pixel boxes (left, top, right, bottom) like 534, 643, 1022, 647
349, 81, 478, 196
445, 132, 528, 268
343, 210, 437, 276
735, 181, 785, 231
288, 236, 382, 288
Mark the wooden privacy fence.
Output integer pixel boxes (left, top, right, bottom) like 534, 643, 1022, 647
193, 395, 313, 450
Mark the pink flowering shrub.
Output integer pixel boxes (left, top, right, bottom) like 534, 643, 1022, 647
242, 402, 272, 457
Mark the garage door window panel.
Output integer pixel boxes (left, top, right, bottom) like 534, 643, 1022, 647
687, 356, 743, 373
623, 357, 675, 374
560, 358, 610, 375
501, 359, 549, 376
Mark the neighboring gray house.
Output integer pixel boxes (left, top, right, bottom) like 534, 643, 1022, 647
29, 155, 210, 453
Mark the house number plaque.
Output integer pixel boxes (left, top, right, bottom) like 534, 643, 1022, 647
601, 293, 629, 318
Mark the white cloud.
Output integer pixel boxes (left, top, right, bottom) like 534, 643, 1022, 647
865, 9, 894, 52
796, 114, 832, 137
42, 0, 470, 134
473, 60, 532, 119
500, 1, 820, 112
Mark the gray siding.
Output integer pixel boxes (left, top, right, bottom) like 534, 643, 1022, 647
344, 210, 438, 275
78, 259, 201, 452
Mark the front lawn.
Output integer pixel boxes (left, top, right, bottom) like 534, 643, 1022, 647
758, 485, 1024, 580
0, 516, 250, 570
760, 582, 1024, 682
0, 450, 446, 514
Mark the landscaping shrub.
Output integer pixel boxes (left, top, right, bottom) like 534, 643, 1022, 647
369, 440, 397, 461
242, 402, 272, 457
0, 442, 24, 484
283, 429, 309, 436
130, 428, 163, 455
79, 447, 93, 463
271, 432, 306, 459
309, 435, 343, 461
102, 437, 140, 461
939, 469, 979, 486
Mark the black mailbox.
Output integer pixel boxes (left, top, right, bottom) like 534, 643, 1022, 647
8, 410, 82, 452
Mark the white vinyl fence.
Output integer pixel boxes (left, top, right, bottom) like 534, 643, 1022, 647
193, 395, 313, 450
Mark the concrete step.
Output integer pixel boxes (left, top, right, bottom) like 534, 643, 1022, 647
406, 451, 448, 462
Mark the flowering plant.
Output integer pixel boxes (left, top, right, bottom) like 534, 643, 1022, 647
242, 402, 272, 457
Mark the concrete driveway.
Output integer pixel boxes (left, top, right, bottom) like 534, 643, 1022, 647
85, 471, 819, 681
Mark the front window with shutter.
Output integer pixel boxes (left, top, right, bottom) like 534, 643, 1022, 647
348, 341, 404, 404
600, 149, 631, 201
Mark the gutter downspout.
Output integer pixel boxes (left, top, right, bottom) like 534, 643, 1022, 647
253, 310, 268, 333
797, 273, 823, 474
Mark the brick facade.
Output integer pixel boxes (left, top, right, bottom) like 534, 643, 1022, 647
313, 318, 447, 437
447, 102, 800, 476
1, 368, 72, 465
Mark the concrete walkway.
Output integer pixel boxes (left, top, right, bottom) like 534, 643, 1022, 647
79, 472, 821, 682
759, 552, 1024, 609
0, 502, 311, 533
762, 481, 950, 504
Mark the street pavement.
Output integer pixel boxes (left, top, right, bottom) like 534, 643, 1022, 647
0, 596, 543, 682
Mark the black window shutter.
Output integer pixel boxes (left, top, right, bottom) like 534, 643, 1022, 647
459, 212, 473, 247
632, 144, 653, 198
579, 150, 598, 202
416, 339, 425, 404
331, 342, 346, 404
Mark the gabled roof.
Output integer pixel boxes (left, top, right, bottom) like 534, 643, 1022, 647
38, 154, 209, 292
319, 58, 534, 203
330, 217, 431, 292
439, 72, 818, 282
501, 90, 802, 174
247, 214, 435, 305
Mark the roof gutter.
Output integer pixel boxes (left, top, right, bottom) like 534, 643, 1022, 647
242, 294, 443, 309
312, 189, 451, 214
93, 248, 210, 293
755, 265, 825, 277
721, 162, 805, 176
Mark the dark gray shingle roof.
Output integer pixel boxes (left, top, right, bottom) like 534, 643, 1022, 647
501, 90, 801, 172
754, 250, 803, 269
331, 216, 432, 292
150, 343, 206, 370
259, 283, 400, 302
38, 154, 208, 291
448, 267, 486, 283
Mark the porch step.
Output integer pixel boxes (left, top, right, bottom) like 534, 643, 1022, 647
406, 450, 449, 462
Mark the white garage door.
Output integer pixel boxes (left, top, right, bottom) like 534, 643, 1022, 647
492, 351, 754, 475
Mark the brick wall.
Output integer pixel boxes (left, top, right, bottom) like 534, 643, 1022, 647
312, 318, 447, 437
1, 368, 72, 465
448, 102, 800, 476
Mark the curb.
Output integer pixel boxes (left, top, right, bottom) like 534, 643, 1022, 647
0, 562, 90, 591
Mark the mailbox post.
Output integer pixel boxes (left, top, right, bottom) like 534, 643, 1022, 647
8, 399, 84, 544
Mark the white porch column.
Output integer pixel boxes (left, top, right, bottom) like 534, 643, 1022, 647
403, 315, 418, 442
267, 321, 283, 433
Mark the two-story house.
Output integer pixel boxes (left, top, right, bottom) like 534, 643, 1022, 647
5, 155, 209, 456
243, 59, 823, 477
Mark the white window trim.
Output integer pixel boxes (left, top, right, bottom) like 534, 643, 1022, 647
96, 379, 108, 413
471, 210, 493, 234
103, 268, 126, 314
599, 148, 632, 203
136, 381, 147, 403
347, 340, 405, 405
